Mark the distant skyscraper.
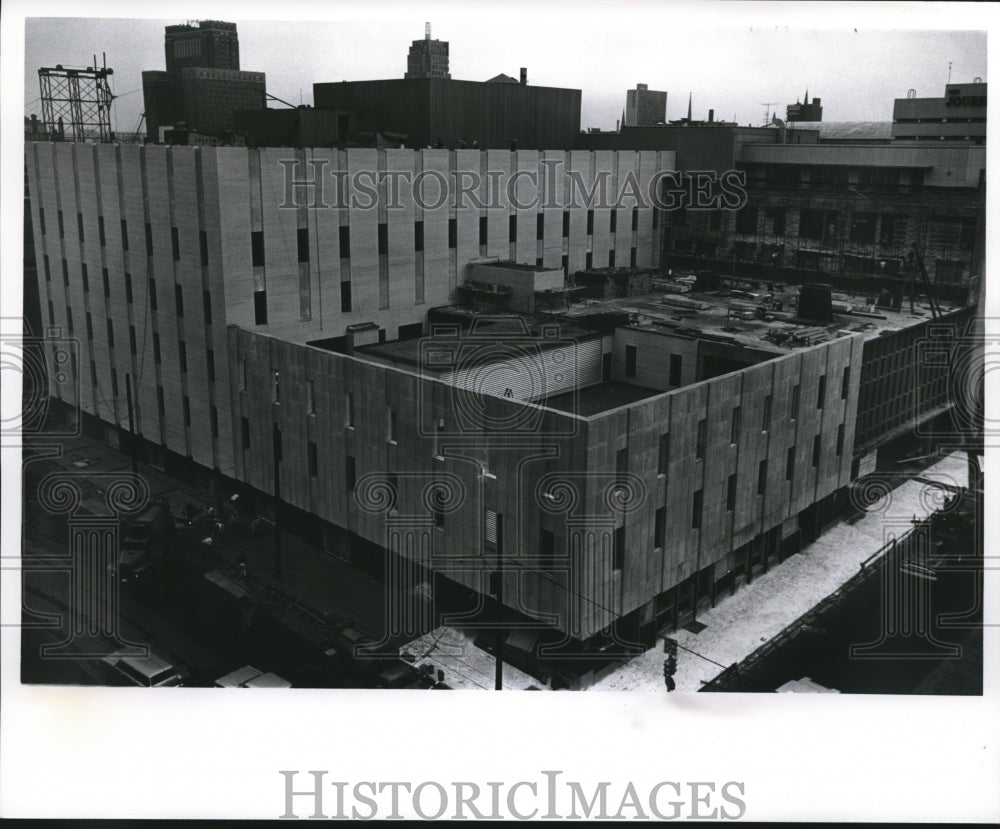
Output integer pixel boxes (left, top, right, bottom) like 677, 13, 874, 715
165, 20, 240, 74
786, 90, 823, 122
625, 83, 667, 127
405, 23, 450, 79
142, 20, 265, 141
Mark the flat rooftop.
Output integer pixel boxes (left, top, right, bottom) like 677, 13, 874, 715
544, 381, 663, 416
558, 280, 961, 352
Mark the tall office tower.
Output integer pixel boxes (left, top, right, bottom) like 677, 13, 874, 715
625, 83, 667, 127
405, 22, 450, 79
165, 20, 240, 74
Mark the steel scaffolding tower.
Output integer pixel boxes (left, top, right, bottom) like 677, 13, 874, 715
38, 55, 115, 142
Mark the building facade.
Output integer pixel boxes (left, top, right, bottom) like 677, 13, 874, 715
142, 21, 266, 141
892, 81, 987, 143
625, 84, 667, 127
405, 27, 450, 79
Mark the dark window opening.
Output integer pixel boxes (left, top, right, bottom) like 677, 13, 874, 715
812, 434, 821, 468
102, 268, 110, 298
125, 273, 133, 304
98, 216, 105, 246
415, 221, 424, 252
786, 446, 796, 481
763, 394, 772, 431
153, 334, 161, 364
447, 219, 457, 249
692, 490, 703, 529
174, 284, 184, 317
145, 222, 153, 255
297, 227, 309, 262
77, 213, 84, 242
817, 375, 826, 408
731, 407, 741, 444
183, 396, 191, 426
836, 423, 845, 456
171, 226, 180, 261
841, 366, 851, 399
508, 215, 517, 244
254, 290, 268, 325
625, 345, 637, 378
200, 231, 209, 266
562, 211, 570, 238
148, 279, 157, 311
479, 216, 488, 246
339, 226, 351, 258
790, 384, 800, 419
610, 209, 617, 233
341, 281, 352, 312
203, 290, 212, 325
178, 341, 187, 373
669, 354, 682, 386
655, 507, 666, 548
727, 474, 737, 511
586, 210, 594, 235
536, 213, 544, 240
758, 460, 767, 496
121, 219, 128, 250
377, 223, 387, 256
613, 526, 625, 571
251, 231, 265, 266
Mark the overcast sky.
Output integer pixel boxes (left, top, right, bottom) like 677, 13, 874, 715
20, 3, 989, 137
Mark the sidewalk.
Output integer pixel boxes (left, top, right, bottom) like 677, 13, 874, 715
587, 450, 970, 691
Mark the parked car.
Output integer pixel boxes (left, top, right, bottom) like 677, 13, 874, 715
101, 648, 185, 687
214, 665, 293, 688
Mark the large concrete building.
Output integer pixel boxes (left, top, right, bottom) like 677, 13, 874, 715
405, 25, 450, 79
142, 21, 266, 142
25, 135, 976, 672
892, 81, 987, 144
313, 77, 581, 150
625, 84, 667, 127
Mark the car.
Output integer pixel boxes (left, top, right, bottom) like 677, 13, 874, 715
101, 648, 185, 687
214, 665, 293, 688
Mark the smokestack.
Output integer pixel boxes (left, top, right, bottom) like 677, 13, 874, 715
708, 108, 714, 123
520, 67, 527, 85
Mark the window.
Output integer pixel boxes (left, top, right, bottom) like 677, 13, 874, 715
387, 408, 397, 442
836, 423, 845, 456
210, 407, 219, 438
415, 221, 424, 252
203, 290, 212, 325
178, 341, 187, 373
77, 213, 85, 242
297, 227, 309, 262
608, 250, 615, 268
562, 255, 568, 275
762, 394, 772, 431
799, 208, 825, 240
789, 384, 800, 419
812, 434, 821, 468
43, 255, 50, 281
171, 226, 180, 260
735, 205, 758, 234
200, 231, 209, 266
251, 231, 264, 266
586, 210, 594, 235
817, 375, 826, 408
340, 226, 351, 258
727, 474, 737, 511
692, 490, 703, 529
341, 281, 352, 312
153, 334, 161, 364
849, 212, 876, 244
536, 213, 544, 240
447, 219, 456, 249
841, 366, 851, 399
62, 259, 69, 286
696, 419, 707, 460
731, 407, 741, 444
39, 208, 46, 235
98, 216, 105, 246
102, 268, 110, 298
81, 264, 89, 293
207, 350, 215, 383
786, 446, 796, 481
129, 325, 137, 355
241, 417, 250, 449
376, 223, 387, 256
65, 307, 74, 335
562, 211, 570, 238
508, 215, 517, 244
658, 433, 670, 474
175, 285, 184, 317
111, 371, 118, 398
613, 526, 625, 571
308, 442, 318, 477
85, 313, 93, 340
479, 216, 488, 246
655, 507, 666, 548
149, 279, 157, 311
121, 219, 128, 250
631, 208, 638, 231
345, 392, 354, 427
106, 319, 115, 348
145, 222, 153, 255
157, 386, 165, 416
125, 273, 133, 303
183, 395, 191, 426
57, 210, 64, 238
625, 345, 637, 378
254, 290, 268, 325
610, 209, 617, 233
758, 460, 767, 496
585, 252, 593, 269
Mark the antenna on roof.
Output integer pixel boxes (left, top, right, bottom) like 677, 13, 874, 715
425, 22, 431, 40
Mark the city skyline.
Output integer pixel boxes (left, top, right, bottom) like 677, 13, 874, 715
23, 14, 986, 139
